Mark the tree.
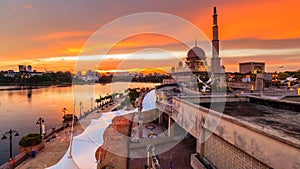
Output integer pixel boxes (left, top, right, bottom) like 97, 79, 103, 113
124, 97, 131, 110
95, 98, 101, 107
100, 97, 105, 110
63, 114, 78, 127
128, 88, 141, 105
278, 72, 288, 80
19, 133, 42, 147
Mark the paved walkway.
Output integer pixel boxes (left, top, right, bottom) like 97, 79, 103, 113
16, 98, 125, 169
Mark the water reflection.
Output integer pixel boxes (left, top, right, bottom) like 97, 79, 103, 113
27, 88, 32, 101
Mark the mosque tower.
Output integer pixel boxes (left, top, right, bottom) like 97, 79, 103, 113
211, 6, 222, 74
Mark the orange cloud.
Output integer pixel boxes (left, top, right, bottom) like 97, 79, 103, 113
61, 47, 83, 55
105, 33, 189, 55
33, 31, 93, 41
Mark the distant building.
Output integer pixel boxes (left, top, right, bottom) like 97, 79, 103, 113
239, 62, 265, 74
83, 70, 99, 82
171, 67, 175, 73
27, 65, 32, 72
114, 71, 130, 77
7, 70, 16, 78
18, 65, 26, 72
14, 65, 44, 78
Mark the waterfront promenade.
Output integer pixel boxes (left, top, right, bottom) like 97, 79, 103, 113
15, 98, 125, 169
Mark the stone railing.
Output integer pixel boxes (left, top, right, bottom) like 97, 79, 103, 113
18, 141, 45, 155
156, 101, 172, 114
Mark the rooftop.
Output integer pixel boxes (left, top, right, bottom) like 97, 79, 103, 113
200, 101, 300, 140
156, 85, 300, 147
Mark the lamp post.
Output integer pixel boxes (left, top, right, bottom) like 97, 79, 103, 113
79, 101, 82, 117
62, 107, 68, 115
91, 97, 93, 110
1, 129, 19, 159
36, 117, 44, 136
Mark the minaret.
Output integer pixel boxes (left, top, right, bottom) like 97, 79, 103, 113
211, 6, 221, 74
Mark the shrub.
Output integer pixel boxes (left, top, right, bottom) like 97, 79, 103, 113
19, 133, 42, 147
112, 105, 123, 111
63, 114, 78, 122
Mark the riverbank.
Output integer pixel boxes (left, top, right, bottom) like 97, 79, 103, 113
15, 97, 125, 169
0, 81, 160, 91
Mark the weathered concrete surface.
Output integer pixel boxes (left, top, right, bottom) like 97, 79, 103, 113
158, 97, 300, 169
129, 133, 196, 169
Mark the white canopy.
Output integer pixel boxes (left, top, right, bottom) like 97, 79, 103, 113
142, 90, 157, 111
47, 91, 156, 169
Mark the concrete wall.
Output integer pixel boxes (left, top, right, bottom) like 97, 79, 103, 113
180, 96, 248, 104
158, 97, 300, 169
203, 131, 268, 169
227, 82, 253, 90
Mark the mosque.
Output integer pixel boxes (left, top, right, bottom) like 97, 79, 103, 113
171, 7, 224, 90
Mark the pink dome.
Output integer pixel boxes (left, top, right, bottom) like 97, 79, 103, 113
187, 47, 206, 60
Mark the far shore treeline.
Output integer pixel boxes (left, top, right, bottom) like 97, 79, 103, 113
0, 71, 171, 86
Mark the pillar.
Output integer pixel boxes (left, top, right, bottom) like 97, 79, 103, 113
199, 128, 206, 158
147, 151, 152, 168
168, 116, 174, 138
138, 110, 143, 138
158, 110, 163, 125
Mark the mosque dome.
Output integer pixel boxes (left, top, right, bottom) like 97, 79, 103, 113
187, 46, 206, 60
178, 61, 183, 68
185, 45, 207, 71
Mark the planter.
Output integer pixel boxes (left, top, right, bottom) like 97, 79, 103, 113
18, 141, 45, 155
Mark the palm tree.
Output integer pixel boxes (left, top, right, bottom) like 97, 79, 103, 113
124, 97, 131, 110
104, 95, 110, 107
95, 98, 101, 107
111, 93, 116, 104
108, 95, 113, 105
100, 96, 105, 110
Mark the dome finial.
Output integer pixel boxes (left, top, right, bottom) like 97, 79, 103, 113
195, 38, 198, 47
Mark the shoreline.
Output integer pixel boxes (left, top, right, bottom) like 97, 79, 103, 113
15, 97, 126, 169
0, 82, 160, 91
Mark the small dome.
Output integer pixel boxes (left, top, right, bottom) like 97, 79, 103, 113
187, 47, 206, 59
171, 67, 175, 72
178, 61, 183, 68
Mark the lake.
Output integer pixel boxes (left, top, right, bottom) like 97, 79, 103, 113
0, 82, 159, 165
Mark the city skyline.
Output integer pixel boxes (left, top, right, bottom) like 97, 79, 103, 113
0, 0, 299, 73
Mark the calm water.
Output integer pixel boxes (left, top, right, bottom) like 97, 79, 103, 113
0, 82, 159, 165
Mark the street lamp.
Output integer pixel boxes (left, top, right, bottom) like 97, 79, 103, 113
91, 97, 93, 110
79, 101, 82, 117
1, 129, 19, 159
36, 117, 45, 136
62, 107, 68, 115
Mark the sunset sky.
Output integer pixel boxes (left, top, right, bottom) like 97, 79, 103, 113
0, 0, 299, 73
